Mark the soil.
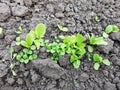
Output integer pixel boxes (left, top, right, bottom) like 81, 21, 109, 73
0, 0, 120, 90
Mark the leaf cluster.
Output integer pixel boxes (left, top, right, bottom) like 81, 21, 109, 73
93, 54, 110, 70
21, 23, 46, 50
16, 48, 37, 64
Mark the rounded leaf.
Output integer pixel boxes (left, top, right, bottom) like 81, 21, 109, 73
73, 60, 80, 69
103, 59, 110, 66
94, 63, 100, 70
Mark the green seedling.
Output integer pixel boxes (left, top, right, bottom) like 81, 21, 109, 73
16, 48, 37, 64
10, 47, 17, 60
58, 24, 68, 32
95, 16, 100, 22
105, 25, 119, 34
16, 37, 21, 45
15, 26, 23, 34
21, 31, 35, 48
93, 54, 110, 70
10, 63, 17, 76
63, 33, 86, 68
21, 23, 46, 50
89, 34, 107, 45
46, 41, 66, 62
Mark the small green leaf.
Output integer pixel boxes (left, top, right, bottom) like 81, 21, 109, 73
34, 40, 40, 49
16, 42, 21, 45
26, 33, 35, 46
58, 24, 68, 32
35, 23, 46, 38
93, 54, 102, 62
11, 70, 17, 76
23, 48, 29, 53
105, 25, 113, 34
32, 54, 37, 59
103, 59, 110, 66
16, 37, 21, 42
88, 45, 94, 52
73, 60, 80, 69
70, 54, 79, 63
103, 32, 109, 38
29, 55, 33, 60
95, 16, 100, 22
16, 55, 21, 60
30, 45, 36, 50
28, 50, 32, 54
21, 41, 29, 48
23, 54, 28, 59
105, 25, 119, 34
112, 25, 119, 32
94, 63, 100, 70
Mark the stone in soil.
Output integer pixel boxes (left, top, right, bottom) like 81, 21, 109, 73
110, 32, 120, 42
12, 5, 28, 17
23, 0, 32, 7
104, 82, 116, 90
0, 3, 11, 21
6, 77, 15, 85
0, 50, 11, 60
31, 58, 65, 79
97, 38, 114, 54
58, 54, 71, 67
0, 63, 8, 78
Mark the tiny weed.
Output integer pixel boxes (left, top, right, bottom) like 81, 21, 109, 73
105, 25, 119, 34
93, 54, 110, 70
58, 24, 68, 32
15, 26, 23, 34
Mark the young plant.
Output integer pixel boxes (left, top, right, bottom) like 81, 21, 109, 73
95, 16, 100, 22
89, 34, 107, 45
10, 47, 17, 60
10, 63, 17, 76
20, 23, 46, 50
57, 24, 68, 32
46, 39, 66, 63
105, 25, 119, 34
15, 26, 23, 34
93, 54, 110, 70
16, 37, 21, 45
16, 48, 37, 64
63, 33, 86, 68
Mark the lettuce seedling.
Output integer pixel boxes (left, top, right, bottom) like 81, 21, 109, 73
63, 33, 86, 68
58, 24, 68, 32
105, 25, 119, 34
21, 31, 35, 48
20, 23, 46, 50
93, 54, 110, 70
89, 34, 107, 45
